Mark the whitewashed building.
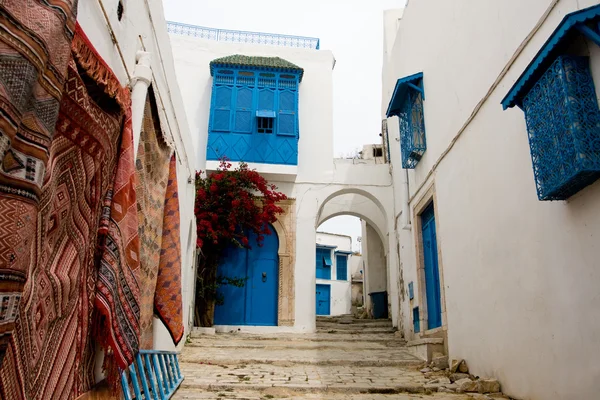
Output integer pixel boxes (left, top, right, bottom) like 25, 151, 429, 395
382, 1, 600, 399
169, 23, 398, 334
315, 232, 353, 317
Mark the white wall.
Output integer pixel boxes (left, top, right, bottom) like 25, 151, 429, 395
383, 1, 600, 399
76, 0, 197, 376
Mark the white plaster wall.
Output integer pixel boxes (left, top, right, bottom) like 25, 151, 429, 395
316, 232, 352, 251
76, 0, 197, 378
383, 1, 600, 398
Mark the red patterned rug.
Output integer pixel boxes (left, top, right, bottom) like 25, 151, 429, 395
135, 92, 172, 349
0, 0, 78, 362
155, 154, 184, 345
0, 24, 127, 400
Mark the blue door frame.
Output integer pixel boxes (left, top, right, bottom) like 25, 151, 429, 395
214, 227, 279, 326
316, 284, 331, 316
421, 203, 442, 330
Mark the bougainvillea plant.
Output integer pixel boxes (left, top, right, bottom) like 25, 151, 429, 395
194, 159, 287, 326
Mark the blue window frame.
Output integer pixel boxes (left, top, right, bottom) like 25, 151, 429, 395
207, 56, 303, 166
335, 254, 347, 281
316, 247, 332, 280
502, 5, 600, 200
413, 307, 420, 333
386, 72, 426, 169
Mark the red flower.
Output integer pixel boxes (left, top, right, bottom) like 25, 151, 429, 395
241, 237, 249, 246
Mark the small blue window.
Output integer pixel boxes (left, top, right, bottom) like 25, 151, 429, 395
413, 307, 420, 333
386, 72, 426, 169
316, 248, 332, 280
408, 282, 414, 300
335, 254, 347, 281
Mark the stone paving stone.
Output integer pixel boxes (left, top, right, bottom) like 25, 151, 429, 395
173, 318, 478, 400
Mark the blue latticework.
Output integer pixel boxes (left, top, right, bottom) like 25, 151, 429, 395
522, 55, 600, 200
399, 90, 426, 169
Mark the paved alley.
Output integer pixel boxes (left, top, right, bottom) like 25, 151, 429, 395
173, 317, 497, 400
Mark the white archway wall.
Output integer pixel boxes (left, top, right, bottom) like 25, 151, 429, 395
317, 193, 388, 251
288, 182, 400, 331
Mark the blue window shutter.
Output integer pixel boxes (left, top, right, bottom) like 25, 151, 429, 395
278, 90, 297, 136
258, 89, 275, 111
336, 255, 347, 281
212, 85, 232, 132
234, 87, 253, 133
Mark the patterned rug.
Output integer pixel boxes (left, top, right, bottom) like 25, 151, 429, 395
135, 92, 171, 349
0, 24, 126, 400
155, 154, 184, 346
0, 0, 78, 362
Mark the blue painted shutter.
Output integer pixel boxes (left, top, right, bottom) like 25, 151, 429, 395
278, 90, 297, 136
212, 85, 232, 132
336, 255, 347, 281
258, 89, 275, 111
234, 87, 253, 133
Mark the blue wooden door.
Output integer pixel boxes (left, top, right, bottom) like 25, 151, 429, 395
421, 204, 442, 330
214, 241, 247, 325
214, 226, 279, 326
246, 229, 279, 326
316, 284, 331, 316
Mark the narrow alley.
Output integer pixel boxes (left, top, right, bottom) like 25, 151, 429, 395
173, 317, 499, 400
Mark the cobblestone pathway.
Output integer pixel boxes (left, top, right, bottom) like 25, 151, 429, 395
173, 317, 491, 400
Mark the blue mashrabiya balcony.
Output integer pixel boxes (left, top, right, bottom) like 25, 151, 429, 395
207, 55, 303, 167
502, 5, 600, 201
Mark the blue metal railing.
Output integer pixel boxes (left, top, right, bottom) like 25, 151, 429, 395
121, 350, 184, 400
167, 21, 320, 50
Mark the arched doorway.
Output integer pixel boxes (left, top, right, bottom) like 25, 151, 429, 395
214, 225, 279, 326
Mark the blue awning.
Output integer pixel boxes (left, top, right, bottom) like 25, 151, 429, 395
256, 110, 276, 118
323, 252, 332, 267
386, 72, 424, 117
502, 5, 600, 110
334, 250, 353, 255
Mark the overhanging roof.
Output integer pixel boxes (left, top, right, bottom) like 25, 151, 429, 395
210, 54, 304, 81
386, 72, 424, 117
502, 4, 600, 110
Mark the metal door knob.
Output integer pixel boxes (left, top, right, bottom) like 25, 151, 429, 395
262, 272, 267, 282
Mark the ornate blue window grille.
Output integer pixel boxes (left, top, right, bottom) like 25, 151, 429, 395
522, 56, 600, 200
502, 5, 600, 200
386, 73, 426, 169
207, 56, 302, 165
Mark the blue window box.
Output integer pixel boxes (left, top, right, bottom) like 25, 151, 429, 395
522, 56, 600, 200
386, 73, 426, 169
502, 5, 600, 200
207, 56, 303, 166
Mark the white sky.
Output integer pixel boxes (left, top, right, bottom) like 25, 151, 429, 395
163, 0, 404, 250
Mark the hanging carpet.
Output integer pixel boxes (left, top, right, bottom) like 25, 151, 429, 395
0, 0, 78, 362
0, 23, 131, 400
135, 91, 171, 349
155, 154, 184, 346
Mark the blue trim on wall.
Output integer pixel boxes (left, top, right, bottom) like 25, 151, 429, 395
502, 4, 600, 110
386, 72, 424, 117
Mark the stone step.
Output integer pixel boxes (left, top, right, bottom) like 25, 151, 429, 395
315, 327, 396, 334
173, 388, 474, 399
186, 339, 397, 350
179, 346, 423, 367
191, 332, 402, 343
316, 321, 393, 329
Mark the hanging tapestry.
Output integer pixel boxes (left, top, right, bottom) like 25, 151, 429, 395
0, 23, 129, 400
135, 91, 171, 349
155, 154, 184, 346
0, 0, 78, 362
